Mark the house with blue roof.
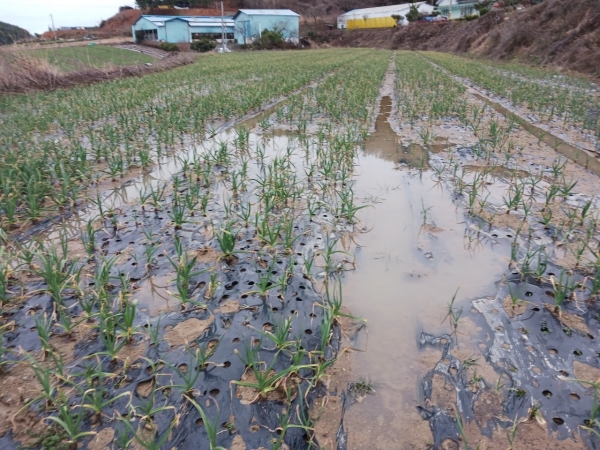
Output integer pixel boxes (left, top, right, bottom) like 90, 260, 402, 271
233, 10, 300, 45
132, 9, 300, 45
132, 15, 235, 44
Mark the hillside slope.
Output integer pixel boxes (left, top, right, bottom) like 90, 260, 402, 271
0, 21, 31, 45
40, 9, 142, 40
320, 0, 600, 77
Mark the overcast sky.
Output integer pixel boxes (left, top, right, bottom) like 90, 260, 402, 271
1, 0, 137, 34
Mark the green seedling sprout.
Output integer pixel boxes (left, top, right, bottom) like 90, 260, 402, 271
117, 297, 139, 342
120, 415, 177, 450
46, 393, 97, 450
245, 259, 285, 299
567, 379, 600, 438
233, 354, 307, 403
95, 255, 118, 296
12, 355, 56, 417
256, 214, 284, 249
507, 283, 522, 312
34, 243, 80, 306
145, 315, 162, 346
98, 310, 127, 361
294, 386, 319, 446
505, 414, 520, 450
204, 271, 219, 300
214, 220, 239, 262
35, 312, 54, 356
320, 307, 333, 354
455, 411, 482, 450
235, 338, 261, 368
192, 340, 220, 370
461, 355, 479, 373
164, 237, 206, 306
162, 352, 202, 396
421, 198, 433, 227
550, 271, 576, 313
317, 236, 353, 276
184, 396, 227, 450
0, 326, 14, 374
114, 421, 134, 449
55, 303, 88, 338
167, 202, 188, 229
129, 380, 175, 425
442, 288, 463, 335
254, 315, 295, 351
77, 357, 132, 424
322, 277, 365, 324
80, 219, 97, 259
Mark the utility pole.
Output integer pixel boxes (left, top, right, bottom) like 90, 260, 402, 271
220, 1, 229, 52
50, 14, 57, 41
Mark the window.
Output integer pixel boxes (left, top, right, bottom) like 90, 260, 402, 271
461, 6, 474, 16
142, 29, 158, 40
191, 32, 234, 41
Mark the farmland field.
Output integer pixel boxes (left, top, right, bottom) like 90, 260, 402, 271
1, 49, 600, 449
27, 46, 157, 71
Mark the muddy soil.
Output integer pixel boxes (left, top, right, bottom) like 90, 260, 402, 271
309, 55, 600, 450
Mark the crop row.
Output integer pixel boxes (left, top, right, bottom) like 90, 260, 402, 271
463, 54, 597, 91
395, 51, 469, 126
393, 52, 600, 314
0, 50, 371, 231
0, 49, 391, 449
421, 51, 600, 137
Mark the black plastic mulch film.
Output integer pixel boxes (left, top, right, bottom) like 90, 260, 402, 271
3, 116, 600, 450
418, 245, 600, 449
2, 170, 347, 449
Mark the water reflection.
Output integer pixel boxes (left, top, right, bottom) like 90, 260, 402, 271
363, 96, 430, 169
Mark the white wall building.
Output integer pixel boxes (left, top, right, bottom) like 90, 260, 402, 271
337, 2, 435, 29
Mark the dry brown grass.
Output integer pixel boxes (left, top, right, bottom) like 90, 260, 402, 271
480, 0, 600, 75
318, 0, 600, 77
0, 51, 196, 94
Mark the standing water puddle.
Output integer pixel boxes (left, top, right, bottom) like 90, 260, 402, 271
366, 96, 430, 169
332, 96, 510, 448
28, 98, 299, 246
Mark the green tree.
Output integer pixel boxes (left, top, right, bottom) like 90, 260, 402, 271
406, 4, 420, 22
135, 0, 158, 8
191, 38, 216, 52
474, 0, 492, 15
391, 14, 405, 25
160, 42, 179, 51
254, 27, 285, 49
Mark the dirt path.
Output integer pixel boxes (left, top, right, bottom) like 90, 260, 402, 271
114, 44, 169, 59
312, 58, 507, 450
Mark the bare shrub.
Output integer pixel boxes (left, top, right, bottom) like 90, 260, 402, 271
0, 51, 196, 94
